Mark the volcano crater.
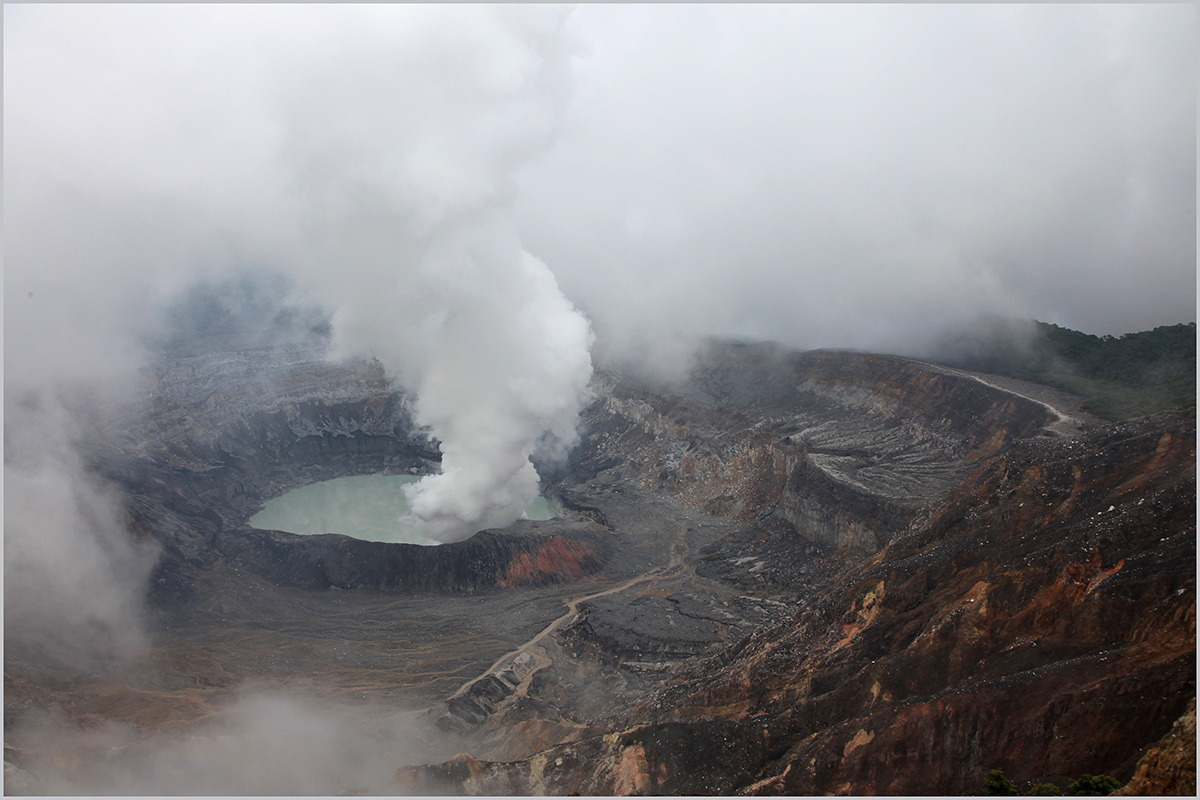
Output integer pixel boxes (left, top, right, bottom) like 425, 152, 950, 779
9, 336, 1192, 797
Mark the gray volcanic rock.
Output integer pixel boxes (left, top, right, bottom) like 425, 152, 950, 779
217, 519, 620, 594
98, 338, 1078, 673
693, 517, 829, 594
570, 343, 1060, 564
558, 584, 796, 677
84, 342, 629, 603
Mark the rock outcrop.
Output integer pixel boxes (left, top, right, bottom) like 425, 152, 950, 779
217, 520, 619, 594
1114, 697, 1196, 796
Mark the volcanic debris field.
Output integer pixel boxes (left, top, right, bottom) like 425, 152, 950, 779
4, 337, 1196, 795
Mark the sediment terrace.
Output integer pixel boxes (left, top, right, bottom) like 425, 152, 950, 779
5, 337, 1193, 796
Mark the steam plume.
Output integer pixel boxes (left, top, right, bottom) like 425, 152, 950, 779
274, 5, 593, 542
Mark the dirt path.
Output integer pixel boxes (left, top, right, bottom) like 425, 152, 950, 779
923, 362, 1099, 438
448, 514, 692, 701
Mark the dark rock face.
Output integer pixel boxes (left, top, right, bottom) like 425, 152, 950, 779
1114, 698, 1196, 796
7, 336, 1192, 796
217, 520, 618, 594
557, 585, 786, 666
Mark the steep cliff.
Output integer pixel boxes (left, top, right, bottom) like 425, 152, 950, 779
661, 409, 1195, 796
1115, 698, 1196, 796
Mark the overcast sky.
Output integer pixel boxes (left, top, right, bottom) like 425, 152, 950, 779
5, 3, 1196, 385
517, 4, 1196, 356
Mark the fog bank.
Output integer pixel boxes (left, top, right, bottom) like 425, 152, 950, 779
515, 4, 1195, 365
8, 685, 451, 795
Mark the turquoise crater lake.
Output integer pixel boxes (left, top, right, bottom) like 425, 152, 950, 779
249, 474, 555, 545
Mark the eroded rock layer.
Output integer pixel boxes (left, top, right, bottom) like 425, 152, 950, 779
573, 344, 1059, 556
1115, 698, 1197, 796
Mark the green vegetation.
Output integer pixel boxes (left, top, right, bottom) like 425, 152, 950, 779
982, 769, 1122, 796
985, 769, 1020, 795
1067, 774, 1121, 796
931, 319, 1196, 421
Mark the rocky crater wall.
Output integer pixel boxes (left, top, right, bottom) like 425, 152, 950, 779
634, 409, 1197, 796
217, 520, 619, 594
572, 343, 1057, 556
97, 340, 1065, 609
92, 346, 617, 606
391, 408, 1196, 797
15, 335, 1193, 797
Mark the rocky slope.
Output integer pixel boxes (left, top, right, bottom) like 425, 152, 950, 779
571, 343, 1060, 552
5, 337, 1193, 796
391, 406, 1195, 796
82, 339, 1061, 610
1115, 698, 1196, 796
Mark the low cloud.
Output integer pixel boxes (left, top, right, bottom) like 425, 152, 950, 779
4, 389, 159, 670
8, 684, 452, 795
514, 4, 1195, 365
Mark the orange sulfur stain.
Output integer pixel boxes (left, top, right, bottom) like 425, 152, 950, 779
500, 537, 596, 588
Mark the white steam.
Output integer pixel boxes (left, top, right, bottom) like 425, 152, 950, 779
272, 5, 594, 542
398, 246, 594, 541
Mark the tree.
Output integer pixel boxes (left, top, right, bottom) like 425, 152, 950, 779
985, 769, 1020, 796
1026, 783, 1063, 795
1067, 774, 1121, 795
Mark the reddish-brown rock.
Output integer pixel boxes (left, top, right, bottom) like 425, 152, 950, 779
1114, 697, 1196, 796
638, 410, 1195, 795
